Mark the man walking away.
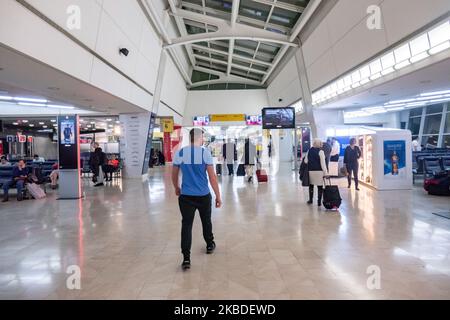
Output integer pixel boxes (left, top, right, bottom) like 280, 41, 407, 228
172, 128, 222, 270
244, 138, 257, 183
222, 139, 236, 176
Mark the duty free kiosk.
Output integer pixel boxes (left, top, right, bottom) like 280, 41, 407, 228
329, 126, 412, 191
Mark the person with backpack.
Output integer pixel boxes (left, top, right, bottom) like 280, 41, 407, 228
172, 128, 222, 270
303, 139, 329, 206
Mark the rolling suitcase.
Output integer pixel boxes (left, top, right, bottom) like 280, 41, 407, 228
237, 164, 245, 176
26, 183, 46, 199
256, 169, 268, 183
215, 163, 222, 175
322, 177, 341, 210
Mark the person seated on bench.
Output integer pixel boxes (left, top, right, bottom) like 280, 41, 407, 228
0, 156, 11, 167
50, 162, 59, 189
104, 155, 119, 181
2, 159, 30, 202
32, 154, 45, 163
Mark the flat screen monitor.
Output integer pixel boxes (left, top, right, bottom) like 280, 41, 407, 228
262, 107, 295, 129
246, 115, 262, 126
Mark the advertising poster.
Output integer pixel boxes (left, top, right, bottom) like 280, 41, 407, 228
60, 119, 75, 144
246, 115, 262, 126
383, 140, 406, 178
58, 115, 79, 170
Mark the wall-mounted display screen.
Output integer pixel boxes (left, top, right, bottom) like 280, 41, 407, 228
193, 116, 210, 126
246, 115, 262, 126
262, 107, 295, 129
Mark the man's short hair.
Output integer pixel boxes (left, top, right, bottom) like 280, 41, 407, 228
190, 128, 204, 143
18, 159, 25, 163
0, 155, 6, 160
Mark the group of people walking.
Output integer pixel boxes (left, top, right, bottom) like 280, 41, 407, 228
300, 137, 362, 205
221, 138, 258, 182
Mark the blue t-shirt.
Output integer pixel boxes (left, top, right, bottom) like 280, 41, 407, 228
173, 146, 214, 196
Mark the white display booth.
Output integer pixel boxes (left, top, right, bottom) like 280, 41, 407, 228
326, 126, 412, 191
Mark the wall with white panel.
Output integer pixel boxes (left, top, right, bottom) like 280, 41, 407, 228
0, 0, 188, 120
183, 90, 269, 126
302, 0, 450, 91
267, 57, 302, 107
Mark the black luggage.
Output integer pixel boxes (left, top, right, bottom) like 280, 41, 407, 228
425, 171, 450, 196
322, 177, 341, 210
216, 163, 222, 175
237, 164, 245, 176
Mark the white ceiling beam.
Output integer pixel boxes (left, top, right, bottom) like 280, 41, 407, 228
140, 0, 192, 85
251, 0, 305, 13
194, 54, 267, 75
193, 66, 263, 84
191, 44, 272, 66
166, 9, 296, 48
167, 0, 196, 67
180, 1, 291, 33
227, 40, 235, 75
261, 44, 288, 84
289, 0, 322, 42
208, 40, 275, 60
228, 0, 240, 75
189, 79, 261, 89
231, 0, 241, 27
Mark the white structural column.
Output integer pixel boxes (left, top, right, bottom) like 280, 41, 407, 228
437, 103, 448, 147
293, 43, 345, 139
294, 42, 317, 137
152, 49, 168, 115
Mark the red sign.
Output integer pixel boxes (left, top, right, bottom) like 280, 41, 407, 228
27, 136, 33, 143
18, 135, 26, 143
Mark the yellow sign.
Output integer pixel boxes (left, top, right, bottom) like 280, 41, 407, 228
161, 118, 174, 133
210, 114, 245, 122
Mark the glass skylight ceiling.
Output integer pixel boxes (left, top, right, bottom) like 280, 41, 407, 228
172, 0, 311, 89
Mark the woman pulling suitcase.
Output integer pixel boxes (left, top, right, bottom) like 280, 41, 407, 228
303, 139, 329, 206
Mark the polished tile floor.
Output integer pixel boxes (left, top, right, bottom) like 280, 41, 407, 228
0, 164, 449, 300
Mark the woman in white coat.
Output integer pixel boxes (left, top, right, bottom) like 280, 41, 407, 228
304, 138, 329, 206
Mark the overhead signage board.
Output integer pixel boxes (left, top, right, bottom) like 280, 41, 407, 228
210, 114, 245, 122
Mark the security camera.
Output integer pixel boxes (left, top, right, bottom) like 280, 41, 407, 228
119, 48, 129, 56
278, 98, 283, 102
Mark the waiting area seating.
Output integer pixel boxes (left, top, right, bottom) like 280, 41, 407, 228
0, 160, 58, 195
413, 149, 450, 183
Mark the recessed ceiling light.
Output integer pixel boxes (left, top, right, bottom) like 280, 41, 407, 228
18, 102, 47, 107
115, 121, 120, 124
14, 97, 48, 103
47, 104, 74, 109
12, 122, 19, 125
39, 122, 45, 125
43, 125, 48, 128
22, 120, 29, 123
29, 124, 35, 127
106, 118, 112, 121
50, 119, 56, 123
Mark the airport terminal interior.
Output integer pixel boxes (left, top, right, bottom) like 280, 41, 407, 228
0, 0, 449, 300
